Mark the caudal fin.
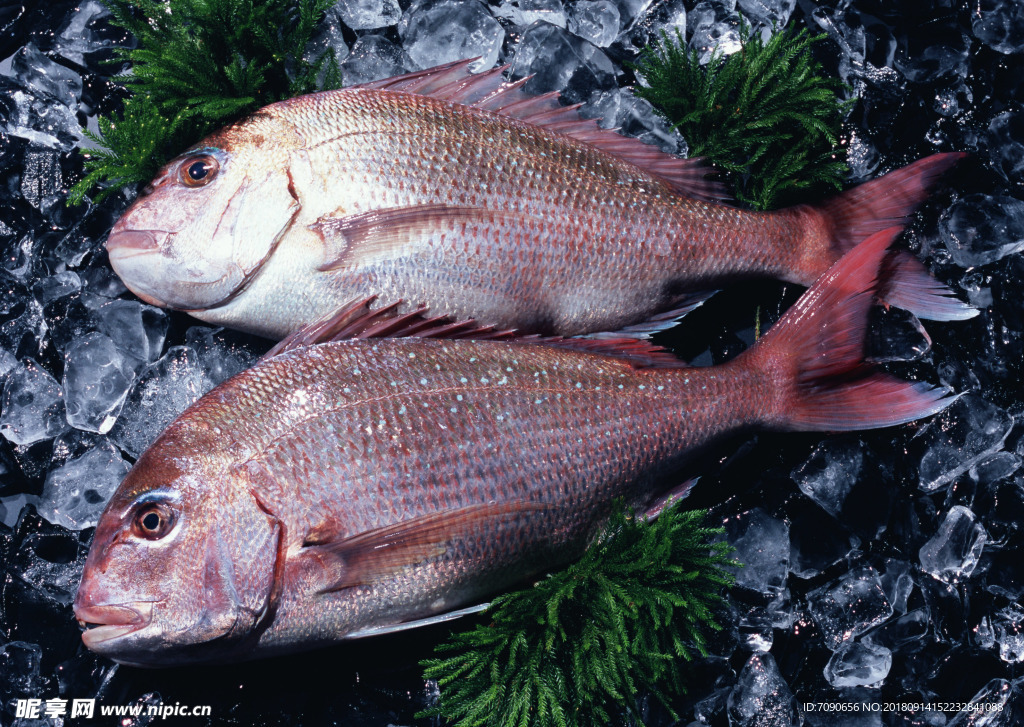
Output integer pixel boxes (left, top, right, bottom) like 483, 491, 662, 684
806, 152, 977, 321
750, 228, 956, 432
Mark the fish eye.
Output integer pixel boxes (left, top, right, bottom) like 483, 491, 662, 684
131, 503, 176, 540
179, 154, 219, 188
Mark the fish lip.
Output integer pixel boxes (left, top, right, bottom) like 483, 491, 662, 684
75, 602, 155, 648
105, 229, 167, 258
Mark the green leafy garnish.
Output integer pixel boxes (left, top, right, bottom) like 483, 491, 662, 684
420, 505, 735, 727
634, 22, 851, 210
70, 0, 341, 204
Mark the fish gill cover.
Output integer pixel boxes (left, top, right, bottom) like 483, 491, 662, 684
0, 1, 1022, 726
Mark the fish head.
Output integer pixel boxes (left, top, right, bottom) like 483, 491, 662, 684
106, 115, 301, 312
74, 440, 282, 666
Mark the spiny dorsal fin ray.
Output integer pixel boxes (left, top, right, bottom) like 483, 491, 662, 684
352, 59, 728, 203
263, 296, 687, 369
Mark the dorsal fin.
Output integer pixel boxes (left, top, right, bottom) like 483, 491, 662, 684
262, 297, 521, 361
352, 59, 728, 203
264, 297, 686, 369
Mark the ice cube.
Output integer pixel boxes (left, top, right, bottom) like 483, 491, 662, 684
991, 605, 1024, 664
567, 0, 620, 48
738, 605, 773, 652
304, 5, 350, 79
934, 84, 972, 118
947, 679, 1015, 726
878, 559, 914, 615
399, 0, 504, 72
0, 293, 48, 361
20, 147, 63, 214
510, 22, 617, 105
37, 441, 129, 530
823, 640, 892, 688
689, 1, 741, 65
0, 345, 16, 379
970, 452, 1021, 488
894, 39, 969, 85
340, 34, 408, 85
1, 231, 36, 281
617, 0, 686, 56
608, 0, 656, 31
939, 194, 1024, 268
806, 566, 893, 650
80, 265, 129, 300
5, 44, 83, 149
726, 653, 800, 727
3, 508, 89, 652
93, 298, 168, 370
984, 544, 1024, 601
721, 507, 789, 598
867, 306, 931, 362
337, 0, 402, 30
10, 42, 82, 105
792, 438, 864, 520
583, 87, 686, 154
53, 0, 124, 68
62, 332, 136, 434
737, 0, 795, 29
32, 271, 80, 307
863, 607, 930, 652
184, 326, 260, 387
0, 359, 67, 446
787, 500, 858, 580
494, 0, 568, 29
972, 0, 1024, 55
0, 641, 45, 700
986, 111, 1024, 182
108, 346, 210, 458
920, 505, 988, 582
916, 394, 1013, 492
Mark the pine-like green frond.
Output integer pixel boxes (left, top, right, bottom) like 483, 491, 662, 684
420, 505, 735, 727
71, 0, 339, 204
634, 21, 851, 210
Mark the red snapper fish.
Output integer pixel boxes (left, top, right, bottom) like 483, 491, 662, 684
75, 229, 955, 666
104, 59, 975, 340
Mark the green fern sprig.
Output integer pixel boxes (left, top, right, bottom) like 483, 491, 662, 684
421, 505, 735, 727
69, 0, 341, 205
634, 22, 851, 210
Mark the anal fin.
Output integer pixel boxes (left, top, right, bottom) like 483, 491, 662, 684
584, 291, 718, 340
344, 603, 491, 640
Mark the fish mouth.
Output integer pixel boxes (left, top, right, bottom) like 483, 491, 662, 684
105, 229, 174, 308
106, 229, 168, 258
75, 602, 155, 648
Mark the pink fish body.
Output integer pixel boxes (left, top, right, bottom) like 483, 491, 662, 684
105, 60, 974, 340
76, 230, 953, 665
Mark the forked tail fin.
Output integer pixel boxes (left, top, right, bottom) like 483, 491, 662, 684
748, 227, 957, 432
804, 152, 976, 321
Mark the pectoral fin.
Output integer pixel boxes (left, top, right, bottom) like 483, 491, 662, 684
305, 501, 551, 593
312, 204, 478, 271
310, 204, 542, 271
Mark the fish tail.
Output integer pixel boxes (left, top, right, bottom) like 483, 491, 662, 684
799, 152, 977, 321
747, 227, 956, 432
